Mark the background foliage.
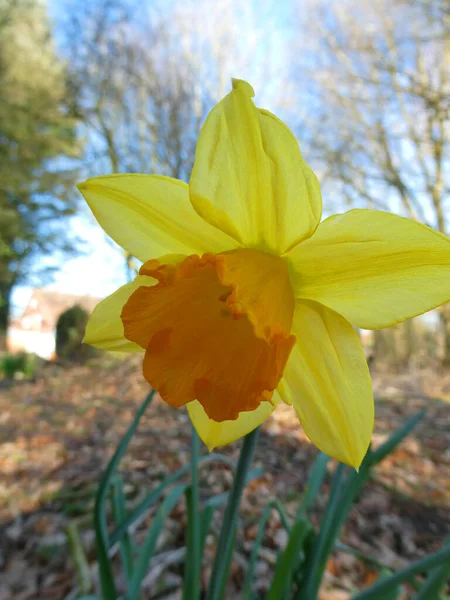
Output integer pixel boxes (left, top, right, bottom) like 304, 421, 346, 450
0, 0, 82, 340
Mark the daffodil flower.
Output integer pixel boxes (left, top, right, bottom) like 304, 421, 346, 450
77, 79, 450, 468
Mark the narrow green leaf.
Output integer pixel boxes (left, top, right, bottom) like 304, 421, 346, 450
206, 426, 260, 600
267, 518, 312, 600
111, 476, 134, 586
199, 504, 215, 558
94, 390, 155, 600
374, 569, 401, 600
294, 462, 347, 600
127, 483, 186, 600
111, 453, 235, 545
297, 412, 428, 600
413, 537, 450, 600
217, 530, 238, 600
335, 541, 395, 572
65, 521, 93, 595
369, 410, 424, 465
182, 488, 194, 599
203, 467, 264, 510
351, 544, 450, 600
243, 499, 292, 600
297, 452, 330, 517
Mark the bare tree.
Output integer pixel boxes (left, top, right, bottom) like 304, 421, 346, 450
61, 0, 284, 180
291, 0, 450, 364
57, 0, 286, 279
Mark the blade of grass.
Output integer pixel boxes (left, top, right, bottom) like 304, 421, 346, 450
94, 390, 155, 600
206, 426, 261, 600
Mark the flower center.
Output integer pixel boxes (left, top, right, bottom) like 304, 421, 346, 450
121, 249, 296, 421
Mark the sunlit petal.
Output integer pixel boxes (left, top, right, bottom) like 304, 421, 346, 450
190, 79, 321, 253
77, 174, 235, 262
287, 209, 450, 329
84, 275, 156, 352
279, 300, 373, 468
187, 392, 281, 451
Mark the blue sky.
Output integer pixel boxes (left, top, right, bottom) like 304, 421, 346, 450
12, 0, 298, 315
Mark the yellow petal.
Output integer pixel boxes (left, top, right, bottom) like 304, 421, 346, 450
189, 79, 322, 254
187, 392, 280, 451
279, 300, 373, 468
287, 209, 450, 329
84, 275, 156, 352
77, 174, 235, 262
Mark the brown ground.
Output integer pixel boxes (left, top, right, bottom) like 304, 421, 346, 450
0, 356, 449, 600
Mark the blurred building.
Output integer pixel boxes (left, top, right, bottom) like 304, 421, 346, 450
7, 289, 100, 359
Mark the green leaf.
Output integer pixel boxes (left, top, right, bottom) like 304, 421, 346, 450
94, 390, 155, 600
65, 521, 92, 595
199, 505, 215, 558
206, 427, 261, 600
335, 541, 394, 572
110, 453, 235, 545
413, 537, 450, 600
266, 517, 312, 600
369, 410, 424, 465
297, 411, 426, 600
127, 483, 187, 600
203, 466, 264, 510
351, 544, 450, 600
297, 452, 330, 517
374, 569, 401, 600
294, 462, 348, 600
111, 476, 134, 586
243, 499, 292, 600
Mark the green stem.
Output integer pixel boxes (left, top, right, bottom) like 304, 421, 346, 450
206, 426, 261, 600
184, 427, 201, 599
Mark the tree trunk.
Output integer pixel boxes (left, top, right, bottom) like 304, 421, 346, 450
0, 283, 12, 351
438, 304, 450, 368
